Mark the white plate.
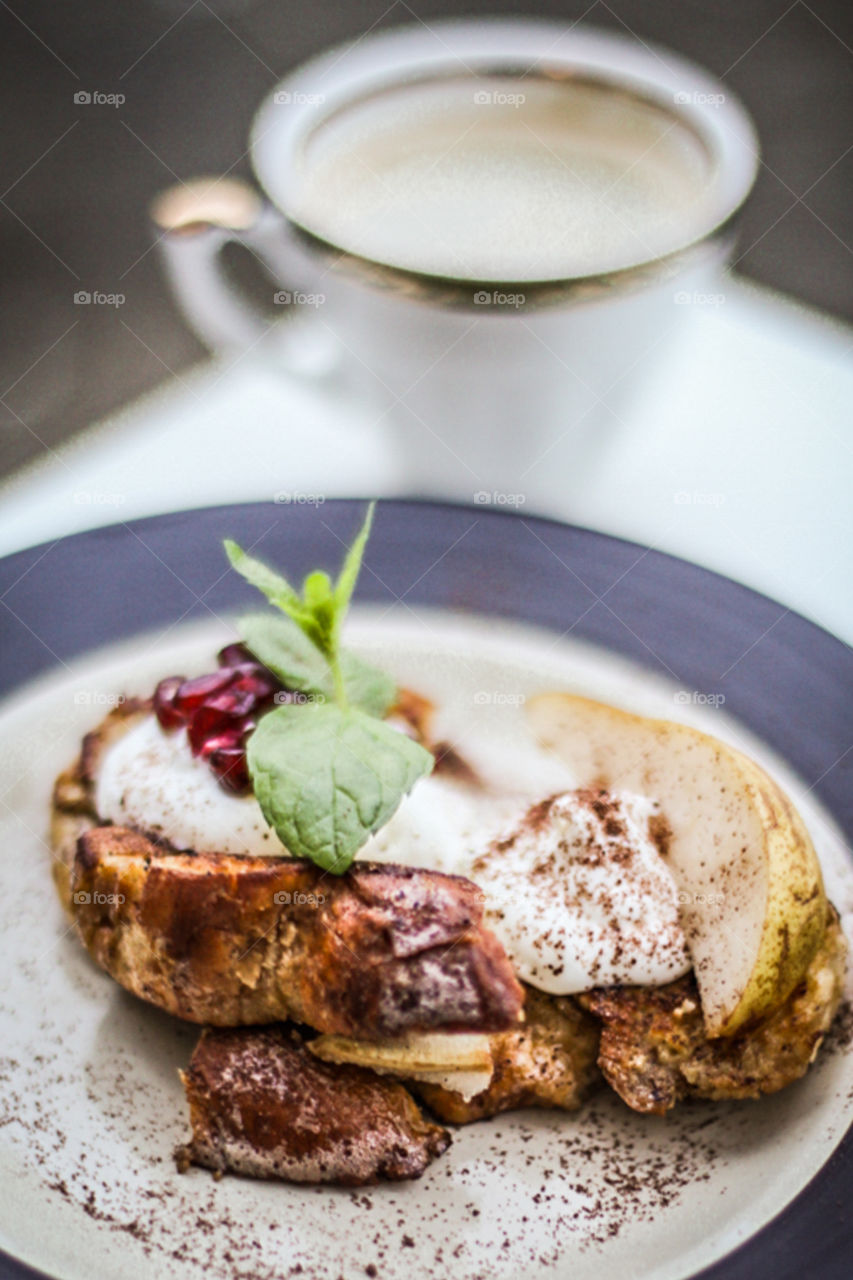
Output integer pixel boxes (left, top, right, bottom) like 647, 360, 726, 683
0, 611, 851, 1280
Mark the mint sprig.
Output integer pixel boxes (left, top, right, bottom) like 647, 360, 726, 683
225, 504, 433, 872
248, 702, 431, 873
237, 613, 395, 719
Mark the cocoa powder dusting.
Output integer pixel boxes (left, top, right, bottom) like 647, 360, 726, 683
0, 1002, 745, 1280
824, 998, 853, 1053
647, 813, 672, 858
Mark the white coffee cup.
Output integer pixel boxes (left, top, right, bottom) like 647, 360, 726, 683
153, 19, 758, 505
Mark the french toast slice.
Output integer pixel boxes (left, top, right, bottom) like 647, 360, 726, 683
176, 1024, 450, 1184
70, 828, 524, 1034
173, 989, 600, 1187
410, 985, 602, 1122
52, 701, 524, 1036
579, 904, 846, 1114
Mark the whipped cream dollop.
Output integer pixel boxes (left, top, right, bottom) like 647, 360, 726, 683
95, 713, 691, 994
95, 715, 280, 855
94, 716, 550, 865
471, 790, 691, 992
94, 714, 523, 865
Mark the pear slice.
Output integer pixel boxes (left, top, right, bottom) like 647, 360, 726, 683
526, 692, 827, 1038
308, 1031, 492, 1074
309, 1031, 494, 1102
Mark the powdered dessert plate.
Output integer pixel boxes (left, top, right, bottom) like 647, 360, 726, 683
0, 501, 850, 1280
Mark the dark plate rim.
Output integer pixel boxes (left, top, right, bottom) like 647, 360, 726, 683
0, 497, 849, 1280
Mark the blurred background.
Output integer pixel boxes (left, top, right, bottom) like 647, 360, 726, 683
1, 0, 851, 481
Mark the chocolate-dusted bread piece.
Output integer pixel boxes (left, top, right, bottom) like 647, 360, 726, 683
579, 906, 846, 1115
69, 828, 523, 1035
176, 1025, 450, 1184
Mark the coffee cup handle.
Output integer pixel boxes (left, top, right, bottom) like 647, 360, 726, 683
150, 178, 329, 371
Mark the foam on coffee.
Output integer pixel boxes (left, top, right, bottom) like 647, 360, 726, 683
291, 75, 713, 282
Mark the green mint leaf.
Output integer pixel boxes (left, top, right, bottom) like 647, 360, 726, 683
334, 501, 375, 624
226, 503, 375, 669
338, 651, 397, 719
301, 570, 336, 658
224, 540, 315, 635
248, 702, 433, 872
240, 612, 330, 695
241, 613, 397, 717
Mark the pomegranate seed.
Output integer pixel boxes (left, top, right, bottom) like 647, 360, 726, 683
196, 727, 244, 757
175, 669, 235, 714
217, 642, 255, 669
188, 691, 256, 755
153, 646, 283, 792
230, 671, 280, 701
212, 689, 257, 717
153, 676, 186, 729
231, 659, 282, 685
208, 745, 250, 793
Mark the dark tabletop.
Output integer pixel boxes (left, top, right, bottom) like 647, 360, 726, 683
1, 0, 851, 482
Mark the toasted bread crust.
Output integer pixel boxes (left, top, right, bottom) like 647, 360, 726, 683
412, 985, 601, 1123
176, 1025, 450, 1183
50, 698, 149, 914
581, 906, 847, 1114
70, 828, 523, 1035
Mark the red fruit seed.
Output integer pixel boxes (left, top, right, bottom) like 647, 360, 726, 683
188, 691, 256, 756
208, 744, 250, 793
196, 727, 244, 756
230, 671, 280, 701
153, 675, 186, 729
155, 647, 284, 792
217, 642, 255, 669
175, 669, 235, 714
